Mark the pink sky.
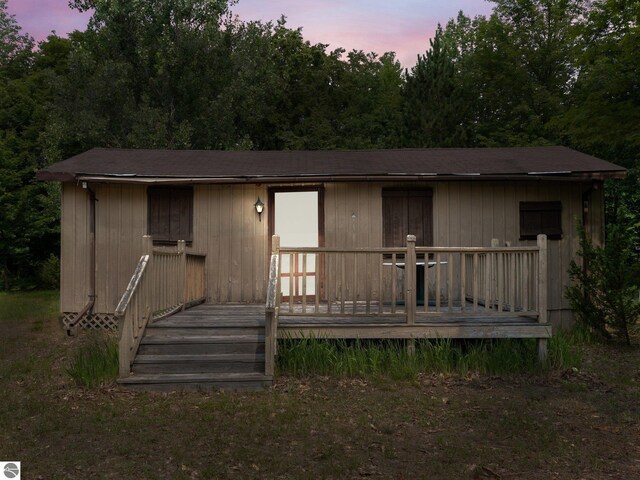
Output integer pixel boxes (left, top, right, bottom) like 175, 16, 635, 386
7, 0, 493, 66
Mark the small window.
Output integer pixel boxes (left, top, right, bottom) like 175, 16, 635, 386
148, 187, 193, 244
519, 201, 562, 240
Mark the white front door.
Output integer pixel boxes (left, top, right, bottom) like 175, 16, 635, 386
274, 191, 319, 298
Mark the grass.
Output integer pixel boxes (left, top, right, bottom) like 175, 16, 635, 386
66, 333, 119, 387
0, 289, 58, 323
1, 291, 639, 479
277, 334, 581, 378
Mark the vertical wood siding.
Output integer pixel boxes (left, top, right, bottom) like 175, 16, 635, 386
94, 184, 147, 313
323, 180, 590, 328
61, 183, 146, 313
60, 179, 597, 328
60, 183, 89, 312
193, 184, 269, 304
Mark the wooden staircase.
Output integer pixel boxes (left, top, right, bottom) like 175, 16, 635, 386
118, 305, 273, 391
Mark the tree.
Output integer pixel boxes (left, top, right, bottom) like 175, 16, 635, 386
403, 25, 471, 147
0, 0, 33, 75
44, 0, 234, 159
0, 3, 69, 288
552, 0, 640, 160
438, 1, 587, 146
566, 222, 640, 345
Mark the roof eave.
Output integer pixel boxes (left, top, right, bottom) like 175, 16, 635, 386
69, 171, 626, 184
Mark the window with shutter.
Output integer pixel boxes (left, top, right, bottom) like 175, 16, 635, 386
148, 187, 193, 244
519, 201, 562, 240
382, 189, 433, 247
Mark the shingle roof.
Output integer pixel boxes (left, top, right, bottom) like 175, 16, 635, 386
36, 146, 626, 182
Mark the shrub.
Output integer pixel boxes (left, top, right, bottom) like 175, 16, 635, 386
566, 222, 640, 345
38, 254, 60, 290
67, 333, 118, 387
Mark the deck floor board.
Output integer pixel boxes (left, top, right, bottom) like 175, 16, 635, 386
155, 303, 545, 331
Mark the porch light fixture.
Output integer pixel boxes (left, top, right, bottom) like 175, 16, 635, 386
254, 197, 264, 221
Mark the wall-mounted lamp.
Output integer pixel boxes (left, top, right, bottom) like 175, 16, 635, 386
254, 197, 265, 221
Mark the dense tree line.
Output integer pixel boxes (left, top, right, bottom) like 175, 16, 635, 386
0, 0, 638, 288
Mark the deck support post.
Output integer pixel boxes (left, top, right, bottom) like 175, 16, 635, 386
265, 310, 275, 377
537, 338, 548, 364
536, 234, 549, 365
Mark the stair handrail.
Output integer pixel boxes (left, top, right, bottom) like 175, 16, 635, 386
265, 235, 280, 377
115, 250, 152, 378
116, 235, 208, 378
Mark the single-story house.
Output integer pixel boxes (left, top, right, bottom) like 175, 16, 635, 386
37, 147, 625, 390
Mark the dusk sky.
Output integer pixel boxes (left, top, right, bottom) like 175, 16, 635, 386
7, 0, 494, 67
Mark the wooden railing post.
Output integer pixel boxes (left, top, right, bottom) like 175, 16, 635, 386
177, 240, 186, 309
143, 235, 153, 256
142, 234, 153, 314
537, 234, 547, 324
537, 234, 548, 363
265, 234, 280, 377
406, 235, 416, 325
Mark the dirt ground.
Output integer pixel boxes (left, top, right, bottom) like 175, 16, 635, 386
1, 293, 639, 479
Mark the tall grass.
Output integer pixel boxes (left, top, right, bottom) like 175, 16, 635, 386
67, 334, 119, 387
277, 333, 581, 379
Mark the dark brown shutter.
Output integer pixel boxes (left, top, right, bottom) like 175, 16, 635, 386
148, 187, 193, 244
383, 189, 433, 247
171, 188, 193, 242
148, 187, 171, 242
383, 193, 406, 247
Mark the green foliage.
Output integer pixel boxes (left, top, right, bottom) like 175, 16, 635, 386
66, 333, 119, 387
38, 254, 60, 290
403, 25, 472, 147
1, 0, 639, 288
0, 5, 64, 289
277, 335, 579, 378
566, 222, 640, 345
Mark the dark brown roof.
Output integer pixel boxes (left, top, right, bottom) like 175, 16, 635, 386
36, 146, 626, 182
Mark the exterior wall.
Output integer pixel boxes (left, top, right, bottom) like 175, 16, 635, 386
61, 179, 601, 328
61, 182, 269, 313
324, 180, 596, 329
60, 183, 90, 313
60, 183, 147, 313
192, 184, 268, 304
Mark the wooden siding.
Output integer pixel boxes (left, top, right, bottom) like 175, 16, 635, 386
61, 183, 147, 313
61, 179, 598, 328
323, 181, 590, 328
60, 183, 90, 312
193, 184, 268, 304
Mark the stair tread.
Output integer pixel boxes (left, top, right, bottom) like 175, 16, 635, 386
134, 353, 265, 363
147, 321, 264, 328
141, 334, 265, 344
118, 372, 272, 384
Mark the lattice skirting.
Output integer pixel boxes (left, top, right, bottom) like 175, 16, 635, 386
61, 312, 118, 331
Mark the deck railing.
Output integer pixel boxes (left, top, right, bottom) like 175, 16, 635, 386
116, 236, 207, 377
267, 234, 548, 327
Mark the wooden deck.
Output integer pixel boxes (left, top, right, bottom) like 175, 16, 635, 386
116, 235, 552, 390
163, 303, 551, 339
